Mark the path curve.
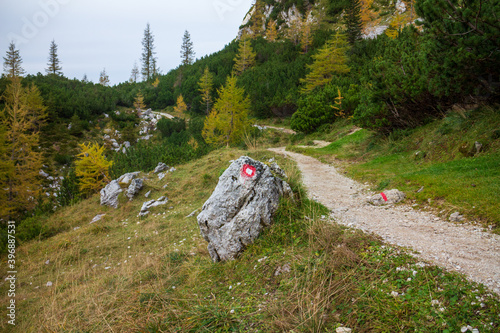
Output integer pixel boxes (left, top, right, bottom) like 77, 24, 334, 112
269, 147, 500, 295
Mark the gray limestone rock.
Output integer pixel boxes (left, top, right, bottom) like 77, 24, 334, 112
197, 156, 293, 262
126, 178, 144, 200
139, 196, 169, 217
154, 162, 168, 174
450, 212, 465, 222
368, 189, 406, 206
100, 180, 123, 208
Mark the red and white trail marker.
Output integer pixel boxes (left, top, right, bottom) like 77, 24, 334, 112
241, 164, 257, 179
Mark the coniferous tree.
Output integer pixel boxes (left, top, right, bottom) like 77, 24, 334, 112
130, 62, 139, 83
198, 66, 214, 114
3, 42, 25, 77
99, 68, 109, 86
141, 23, 157, 81
345, 0, 363, 45
0, 77, 47, 220
233, 33, 256, 76
75, 142, 112, 195
202, 75, 250, 146
300, 31, 350, 93
300, 14, 313, 53
180, 30, 195, 66
250, 0, 265, 37
133, 91, 146, 111
46, 39, 63, 76
174, 94, 188, 115
266, 19, 278, 41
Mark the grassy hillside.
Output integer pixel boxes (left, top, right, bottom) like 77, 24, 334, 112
1, 148, 499, 332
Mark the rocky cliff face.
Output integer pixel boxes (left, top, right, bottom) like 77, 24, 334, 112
237, 0, 418, 41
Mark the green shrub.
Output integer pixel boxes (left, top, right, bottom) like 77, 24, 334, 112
157, 117, 186, 138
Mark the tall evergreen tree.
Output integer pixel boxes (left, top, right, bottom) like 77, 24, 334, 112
266, 19, 278, 41
141, 23, 157, 81
46, 39, 63, 75
345, 0, 363, 45
3, 42, 25, 77
233, 33, 256, 76
198, 66, 214, 114
250, 0, 265, 37
0, 77, 47, 220
180, 30, 195, 66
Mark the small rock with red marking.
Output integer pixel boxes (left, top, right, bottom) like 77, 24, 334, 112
367, 189, 406, 206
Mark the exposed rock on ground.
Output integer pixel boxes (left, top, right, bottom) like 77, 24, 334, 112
197, 156, 292, 262
100, 180, 123, 208
154, 162, 168, 173
139, 196, 169, 217
126, 178, 143, 200
368, 189, 406, 206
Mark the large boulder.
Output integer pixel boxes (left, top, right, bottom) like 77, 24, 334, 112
197, 156, 292, 262
100, 180, 123, 208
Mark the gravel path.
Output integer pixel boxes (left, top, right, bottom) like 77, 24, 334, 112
268, 147, 500, 295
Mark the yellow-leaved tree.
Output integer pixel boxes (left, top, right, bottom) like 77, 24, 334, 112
233, 33, 256, 76
75, 142, 112, 195
198, 66, 214, 115
0, 77, 47, 220
300, 31, 350, 93
174, 94, 188, 115
202, 76, 250, 147
266, 19, 278, 42
133, 91, 146, 111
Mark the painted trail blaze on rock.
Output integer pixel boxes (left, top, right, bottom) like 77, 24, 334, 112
380, 192, 388, 202
241, 164, 256, 179
197, 156, 292, 262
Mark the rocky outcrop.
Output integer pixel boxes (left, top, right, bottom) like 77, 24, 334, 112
368, 189, 406, 206
197, 156, 292, 262
126, 178, 143, 200
100, 180, 123, 208
154, 162, 168, 174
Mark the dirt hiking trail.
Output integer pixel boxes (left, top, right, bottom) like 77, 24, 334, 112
268, 147, 500, 295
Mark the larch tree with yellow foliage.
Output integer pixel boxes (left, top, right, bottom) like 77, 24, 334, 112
133, 91, 146, 111
233, 33, 256, 76
266, 19, 278, 41
198, 66, 214, 115
174, 94, 188, 115
300, 31, 350, 93
75, 142, 112, 195
250, 0, 265, 37
0, 77, 47, 220
202, 76, 250, 147
300, 14, 313, 53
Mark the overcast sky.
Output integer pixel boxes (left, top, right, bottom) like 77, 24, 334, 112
0, 0, 254, 85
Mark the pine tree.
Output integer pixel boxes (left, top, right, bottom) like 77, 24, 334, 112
141, 23, 157, 81
266, 19, 278, 41
174, 94, 188, 115
198, 66, 214, 114
133, 91, 146, 111
180, 30, 195, 66
99, 68, 109, 86
345, 0, 363, 45
0, 77, 47, 220
0, 124, 14, 219
233, 33, 256, 76
202, 76, 250, 147
300, 31, 350, 93
130, 62, 139, 83
75, 142, 112, 195
46, 39, 63, 76
3, 42, 25, 77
